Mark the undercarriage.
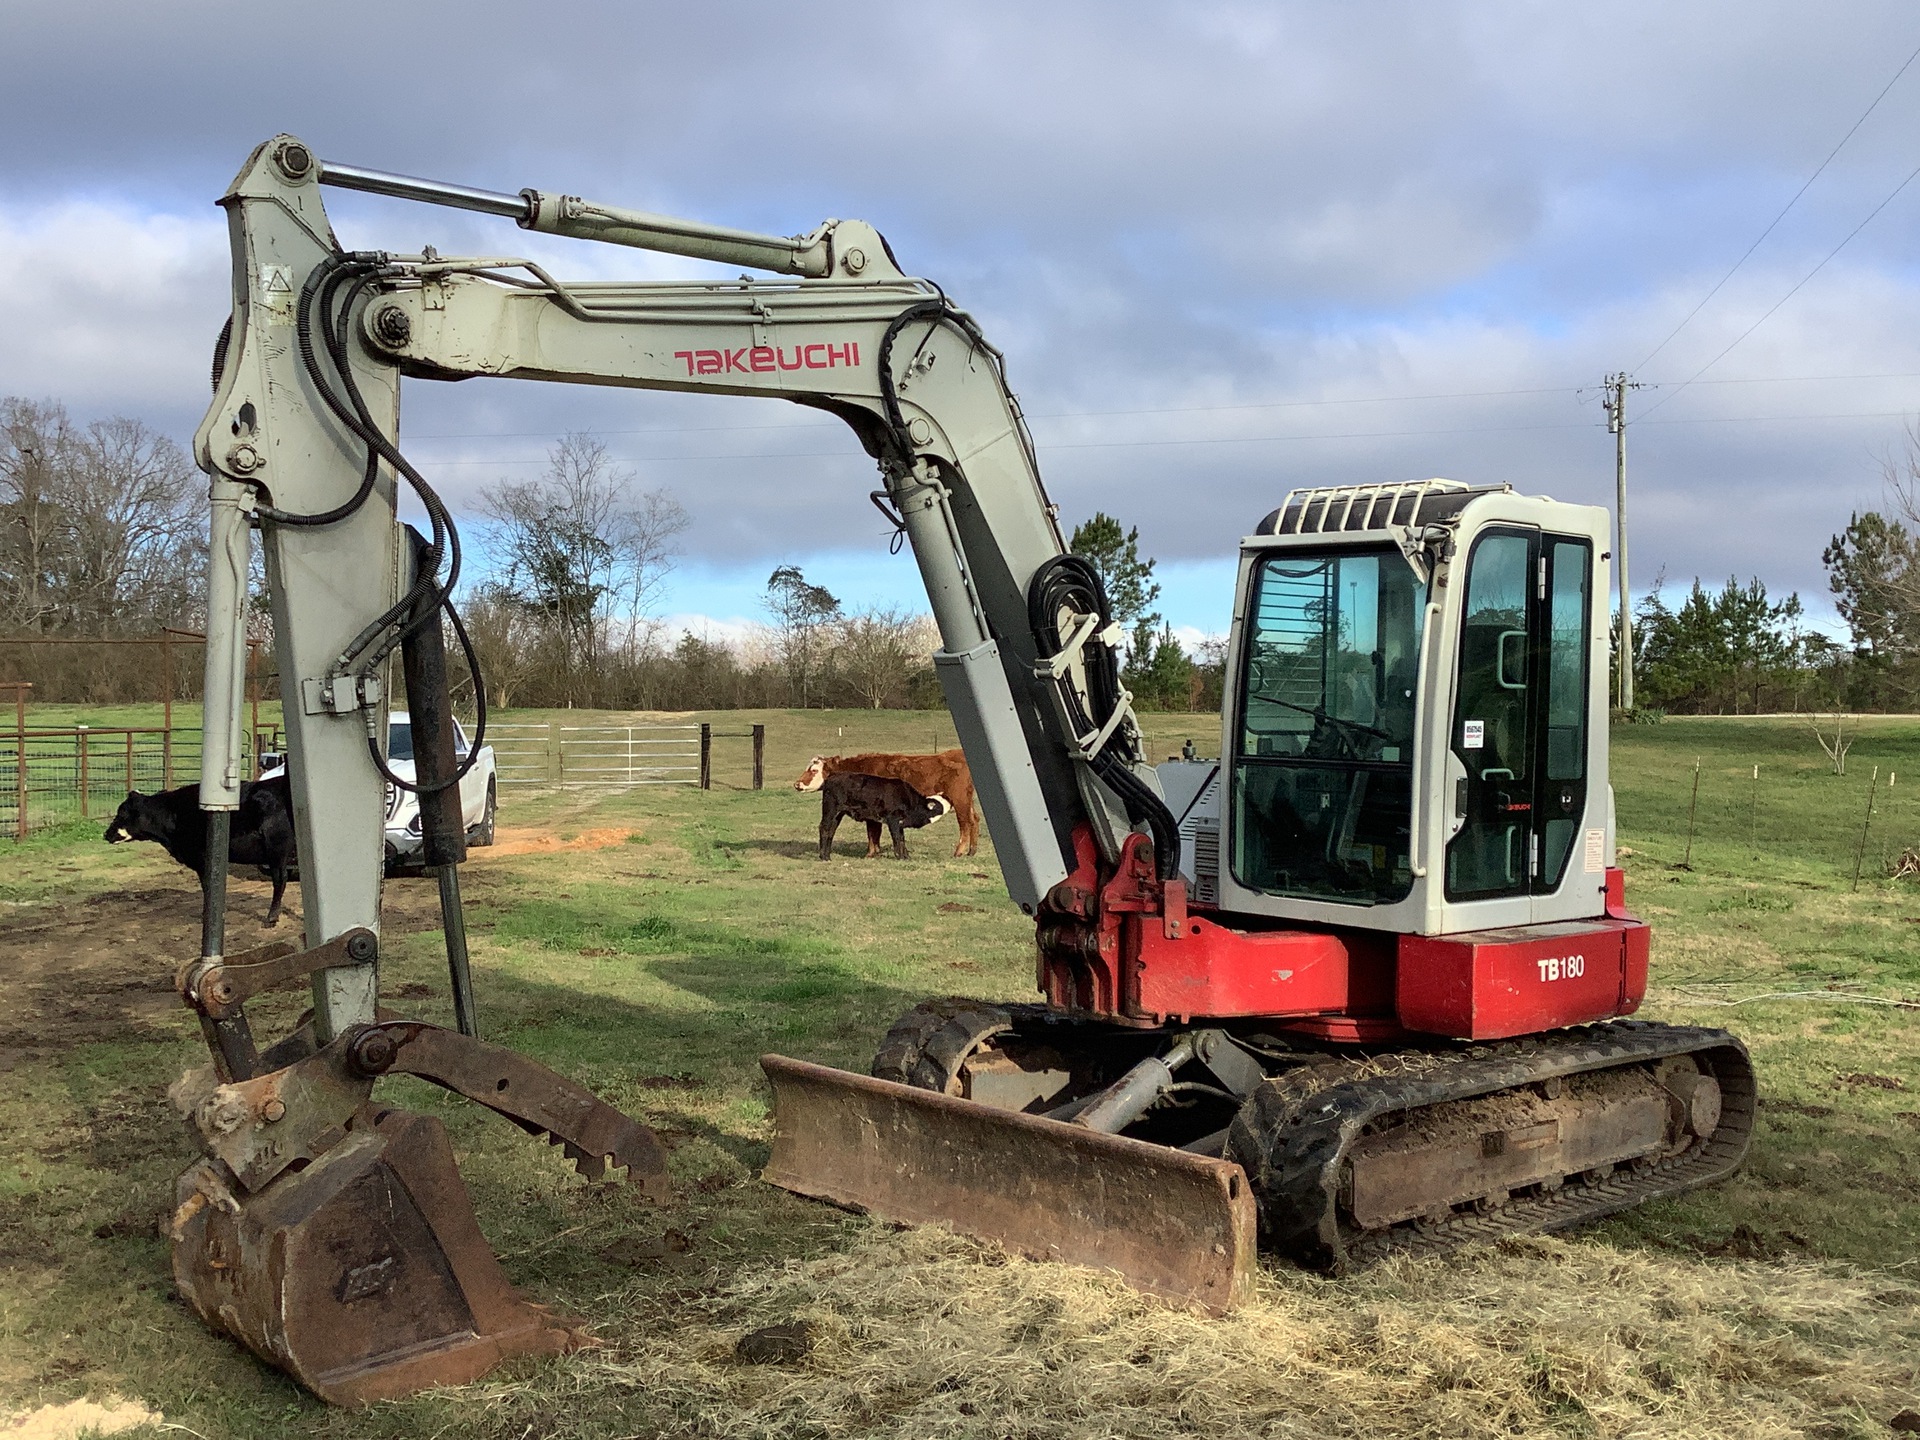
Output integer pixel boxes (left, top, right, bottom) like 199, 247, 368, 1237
764, 1000, 1753, 1299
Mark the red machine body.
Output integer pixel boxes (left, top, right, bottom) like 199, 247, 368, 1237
1036, 828, 1648, 1042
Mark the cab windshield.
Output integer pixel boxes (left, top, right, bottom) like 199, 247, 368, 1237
1231, 546, 1426, 905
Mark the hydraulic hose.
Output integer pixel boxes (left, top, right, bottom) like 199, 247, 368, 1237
238, 251, 489, 795
1027, 555, 1181, 879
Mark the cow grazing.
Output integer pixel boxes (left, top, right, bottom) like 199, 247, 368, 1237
818, 773, 952, 861
104, 775, 297, 926
796, 749, 980, 856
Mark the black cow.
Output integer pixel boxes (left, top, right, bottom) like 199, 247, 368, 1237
104, 775, 297, 926
818, 773, 951, 861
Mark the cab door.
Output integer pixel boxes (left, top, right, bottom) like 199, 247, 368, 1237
1444, 530, 1592, 903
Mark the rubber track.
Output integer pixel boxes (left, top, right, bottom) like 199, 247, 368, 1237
872, 999, 1031, 1092
1223, 1020, 1756, 1272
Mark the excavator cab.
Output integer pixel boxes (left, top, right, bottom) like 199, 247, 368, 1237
1199, 480, 1617, 938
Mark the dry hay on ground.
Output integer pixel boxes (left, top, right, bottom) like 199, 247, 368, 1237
1, 1396, 160, 1438
552, 1225, 1918, 1439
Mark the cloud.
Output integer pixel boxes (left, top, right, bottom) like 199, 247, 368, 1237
5, 0, 1920, 627
0, 200, 226, 431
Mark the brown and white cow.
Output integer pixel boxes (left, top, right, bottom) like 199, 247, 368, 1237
795, 748, 980, 857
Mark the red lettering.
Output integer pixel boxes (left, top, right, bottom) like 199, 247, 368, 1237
685, 342, 856, 375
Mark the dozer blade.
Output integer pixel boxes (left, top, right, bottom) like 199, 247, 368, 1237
172, 1108, 574, 1406
761, 1055, 1256, 1314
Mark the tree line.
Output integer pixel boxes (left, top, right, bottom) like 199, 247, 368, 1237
6, 392, 1916, 717
1630, 426, 1920, 715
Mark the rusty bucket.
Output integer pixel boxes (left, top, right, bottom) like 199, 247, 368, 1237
172, 1107, 576, 1406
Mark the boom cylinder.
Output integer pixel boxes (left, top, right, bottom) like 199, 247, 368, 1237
200, 479, 253, 808
318, 160, 833, 276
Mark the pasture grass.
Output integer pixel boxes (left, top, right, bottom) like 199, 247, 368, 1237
0, 708, 1914, 1437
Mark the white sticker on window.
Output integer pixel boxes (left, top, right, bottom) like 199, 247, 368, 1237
1462, 720, 1485, 750
1584, 828, 1606, 872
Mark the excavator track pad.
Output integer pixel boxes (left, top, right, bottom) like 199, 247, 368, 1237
1227, 1021, 1755, 1270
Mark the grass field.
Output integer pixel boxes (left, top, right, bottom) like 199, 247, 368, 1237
0, 708, 1916, 1438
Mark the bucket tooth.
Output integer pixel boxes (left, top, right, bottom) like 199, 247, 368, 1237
760, 1054, 1256, 1314
172, 1107, 574, 1406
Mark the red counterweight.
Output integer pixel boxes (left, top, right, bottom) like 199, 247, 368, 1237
1035, 828, 1648, 1041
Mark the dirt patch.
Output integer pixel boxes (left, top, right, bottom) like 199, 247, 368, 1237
484, 826, 640, 857
0, 872, 445, 1054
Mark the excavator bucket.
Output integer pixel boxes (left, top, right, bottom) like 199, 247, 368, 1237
760, 1056, 1256, 1313
172, 1107, 575, 1406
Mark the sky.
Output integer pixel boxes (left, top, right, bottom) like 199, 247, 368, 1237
5, 1, 1920, 645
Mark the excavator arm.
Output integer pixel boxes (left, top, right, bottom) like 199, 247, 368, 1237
200, 135, 1173, 958
174, 135, 1222, 1404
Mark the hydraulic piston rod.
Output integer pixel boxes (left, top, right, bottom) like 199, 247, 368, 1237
316, 157, 835, 276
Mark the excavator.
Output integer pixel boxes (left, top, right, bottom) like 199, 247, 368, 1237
172, 134, 1754, 1403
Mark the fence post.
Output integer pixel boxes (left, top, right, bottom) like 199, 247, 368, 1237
752, 724, 765, 790
161, 630, 174, 788
699, 723, 712, 790
12, 684, 25, 840
248, 642, 261, 780
124, 730, 134, 794
78, 725, 89, 819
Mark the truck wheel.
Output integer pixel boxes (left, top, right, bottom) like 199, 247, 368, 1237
470, 781, 497, 847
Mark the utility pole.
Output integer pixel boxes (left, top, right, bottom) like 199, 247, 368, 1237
1600, 373, 1644, 710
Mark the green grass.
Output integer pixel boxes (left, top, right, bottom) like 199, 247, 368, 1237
0, 707, 1915, 1437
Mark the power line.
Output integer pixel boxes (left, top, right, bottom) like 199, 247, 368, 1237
1634, 35, 1920, 373
403, 407, 1920, 466
396, 371, 1920, 445
1636, 154, 1920, 421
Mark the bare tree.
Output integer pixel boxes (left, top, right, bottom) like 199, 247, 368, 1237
764, 565, 841, 707
838, 606, 933, 708
1878, 420, 1920, 626
1804, 711, 1854, 775
477, 433, 687, 703
1, 398, 201, 634
453, 590, 541, 710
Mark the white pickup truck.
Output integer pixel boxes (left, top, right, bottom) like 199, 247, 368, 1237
259, 711, 496, 871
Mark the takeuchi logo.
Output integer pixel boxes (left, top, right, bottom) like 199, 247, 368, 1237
674, 343, 861, 376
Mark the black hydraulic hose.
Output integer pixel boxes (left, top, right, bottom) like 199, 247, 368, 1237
242, 251, 488, 795
875, 299, 952, 463
875, 301, 1174, 873
1026, 555, 1181, 879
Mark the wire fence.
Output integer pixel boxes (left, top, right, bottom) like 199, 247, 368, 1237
487, 721, 766, 790
2, 724, 206, 839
